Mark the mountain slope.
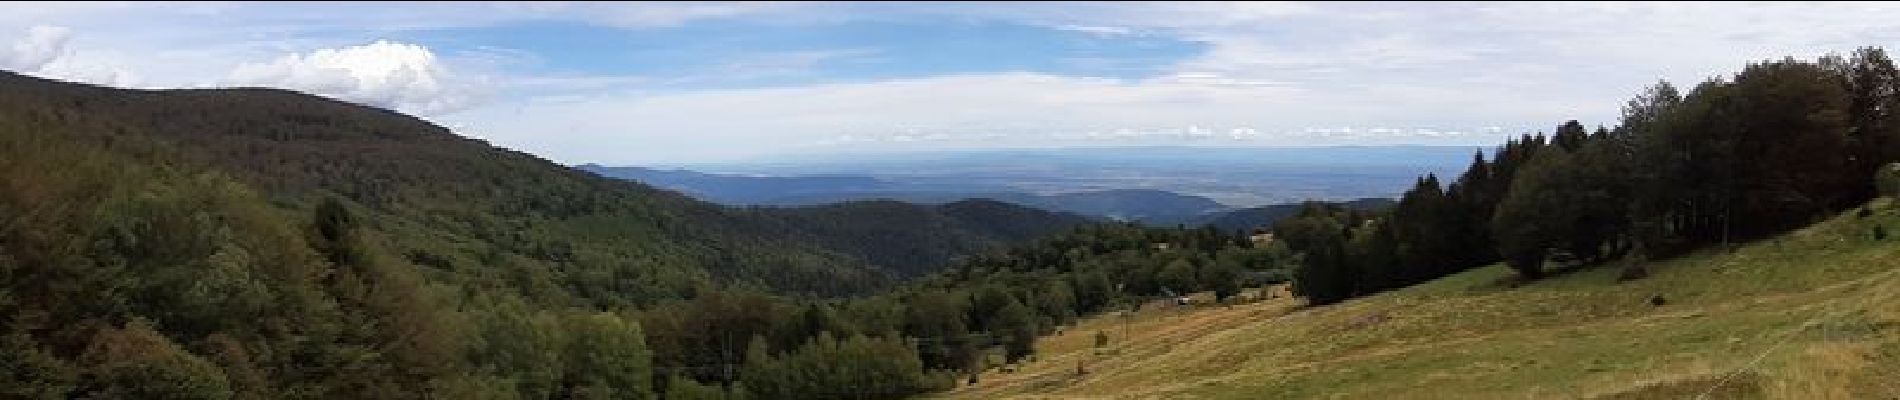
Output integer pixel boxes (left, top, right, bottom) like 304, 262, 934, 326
1009, 189, 1228, 223
757, 199, 1091, 277
1194, 197, 1397, 233
941, 199, 1900, 399
579, 164, 1231, 223
935, 198, 1098, 243
760, 189, 1230, 223
0, 71, 1077, 301
0, 70, 1099, 398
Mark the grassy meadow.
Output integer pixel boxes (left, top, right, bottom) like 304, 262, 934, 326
939, 199, 1900, 399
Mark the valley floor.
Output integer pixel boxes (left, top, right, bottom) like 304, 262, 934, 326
937, 199, 1900, 399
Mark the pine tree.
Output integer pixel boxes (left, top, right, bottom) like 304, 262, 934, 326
1275, 204, 1358, 304
1492, 149, 1576, 279
1842, 48, 1900, 197
1553, 120, 1589, 152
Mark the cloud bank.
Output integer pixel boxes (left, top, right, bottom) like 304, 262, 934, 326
225, 40, 485, 115
11, 2, 1900, 164
1, 25, 66, 71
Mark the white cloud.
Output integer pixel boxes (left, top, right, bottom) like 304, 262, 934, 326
16, 2, 1900, 164
2, 25, 68, 71
225, 40, 487, 115
1160, 72, 1289, 88
0, 25, 139, 87
1055, 25, 1137, 37
444, 69, 1551, 163
702, 48, 878, 82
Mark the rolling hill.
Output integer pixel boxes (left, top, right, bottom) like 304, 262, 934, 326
574, 164, 905, 205
580, 163, 1415, 231
938, 198, 1900, 399
0, 70, 1082, 300
761, 199, 1090, 278
1192, 197, 1397, 233
577, 164, 1231, 223
0, 69, 1099, 397
690, 145, 1479, 208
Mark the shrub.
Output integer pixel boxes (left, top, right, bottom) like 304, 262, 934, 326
1878, 163, 1900, 198
1616, 264, 1650, 282
1876, 225, 1888, 241
78, 320, 234, 400
664, 374, 727, 400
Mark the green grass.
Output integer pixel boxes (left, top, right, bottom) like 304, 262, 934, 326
938, 199, 1900, 399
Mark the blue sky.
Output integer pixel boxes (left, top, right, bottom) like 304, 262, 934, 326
5, 2, 1900, 164
414, 19, 1202, 81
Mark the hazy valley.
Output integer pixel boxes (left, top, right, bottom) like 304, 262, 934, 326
576, 146, 1458, 226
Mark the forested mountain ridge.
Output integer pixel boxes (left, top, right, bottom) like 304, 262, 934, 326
0, 69, 1090, 398
759, 199, 1091, 278
578, 164, 1231, 223
0, 70, 1082, 299
1192, 197, 1395, 233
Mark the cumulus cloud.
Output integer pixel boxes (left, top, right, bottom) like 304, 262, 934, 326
1, 25, 138, 87
1, 25, 68, 71
225, 40, 486, 115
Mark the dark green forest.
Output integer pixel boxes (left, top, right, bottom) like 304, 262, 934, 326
0, 66, 1285, 399
1273, 47, 1900, 305
0, 68, 1093, 399
5, 45, 1900, 400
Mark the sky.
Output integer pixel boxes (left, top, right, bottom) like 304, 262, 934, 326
5, 1, 1900, 165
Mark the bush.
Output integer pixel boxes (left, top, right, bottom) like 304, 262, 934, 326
1878, 163, 1900, 198
1616, 264, 1650, 282
77, 320, 234, 400
665, 375, 728, 400
1876, 225, 1888, 241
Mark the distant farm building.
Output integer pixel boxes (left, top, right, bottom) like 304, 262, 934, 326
1249, 230, 1275, 247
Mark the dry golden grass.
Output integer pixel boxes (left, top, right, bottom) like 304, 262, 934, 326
935, 199, 1900, 400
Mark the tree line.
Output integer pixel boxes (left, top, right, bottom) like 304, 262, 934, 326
628, 222, 1293, 398
1275, 47, 1900, 305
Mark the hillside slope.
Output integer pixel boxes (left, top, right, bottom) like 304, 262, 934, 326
759, 199, 1091, 277
579, 163, 1230, 223
0, 71, 1080, 301
941, 199, 1900, 399
1193, 197, 1396, 233
0, 70, 1092, 398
